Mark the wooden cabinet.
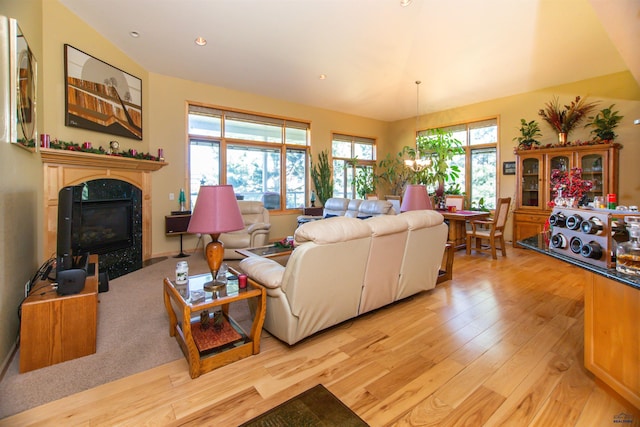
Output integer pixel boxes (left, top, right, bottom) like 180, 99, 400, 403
513, 144, 619, 247
20, 255, 99, 373
584, 272, 640, 408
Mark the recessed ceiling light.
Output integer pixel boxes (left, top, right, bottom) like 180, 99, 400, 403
129, 31, 140, 38
400, 0, 412, 6
319, 74, 327, 80
195, 37, 207, 46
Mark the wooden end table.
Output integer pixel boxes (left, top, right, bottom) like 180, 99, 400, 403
163, 267, 266, 379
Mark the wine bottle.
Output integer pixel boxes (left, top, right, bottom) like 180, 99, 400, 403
550, 233, 567, 249
581, 241, 603, 259
549, 213, 566, 228
566, 214, 583, 230
569, 236, 583, 254
580, 217, 604, 234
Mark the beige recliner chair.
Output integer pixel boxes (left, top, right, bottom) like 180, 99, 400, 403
202, 200, 271, 260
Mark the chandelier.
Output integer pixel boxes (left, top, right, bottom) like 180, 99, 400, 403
404, 80, 430, 172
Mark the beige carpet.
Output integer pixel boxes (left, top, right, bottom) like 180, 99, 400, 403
0, 253, 249, 419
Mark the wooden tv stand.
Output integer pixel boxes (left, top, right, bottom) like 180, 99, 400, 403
19, 254, 99, 373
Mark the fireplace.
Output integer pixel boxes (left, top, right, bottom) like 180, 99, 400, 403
77, 179, 142, 279
40, 148, 167, 277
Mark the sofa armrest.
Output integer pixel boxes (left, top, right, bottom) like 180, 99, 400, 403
246, 222, 271, 233
239, 256, 285, 289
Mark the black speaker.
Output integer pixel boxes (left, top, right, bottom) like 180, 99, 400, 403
56, 269, 87, 295
98, 272, 109, 293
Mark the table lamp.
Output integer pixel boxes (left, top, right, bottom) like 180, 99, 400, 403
187, 185, 244, 285
400, 184, 433, 212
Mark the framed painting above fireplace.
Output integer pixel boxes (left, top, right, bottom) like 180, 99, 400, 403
64, 44, 142, 140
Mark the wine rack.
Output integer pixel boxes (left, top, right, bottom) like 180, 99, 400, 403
549, 207, 615, 269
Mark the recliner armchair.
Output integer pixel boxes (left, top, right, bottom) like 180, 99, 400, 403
202, 200, 271, 259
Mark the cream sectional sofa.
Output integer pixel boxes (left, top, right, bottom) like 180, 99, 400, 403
239, 210, 448, 345
297, 197, 396, 226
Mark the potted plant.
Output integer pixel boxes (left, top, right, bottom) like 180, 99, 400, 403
310, 149, 333, 206
513, 119, 542, 150
415, 128, 464, 196
585, 104, 623, 141
376, 151, 412, 196
538, 95, 599, 143
354, 166, 376, 199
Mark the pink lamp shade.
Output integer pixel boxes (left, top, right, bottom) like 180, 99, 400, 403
187, 185, 244, 234
400, 184, 433, 212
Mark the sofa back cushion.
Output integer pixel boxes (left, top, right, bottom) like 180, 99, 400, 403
237, 200, 269, 225
295, 215, 371, 245
358, 199, 395, 217
344, 199, 363, 218
397, 210, 448, 299
322, 198, 350, 217
283, 217, 372, 342
359, 215, 408, 314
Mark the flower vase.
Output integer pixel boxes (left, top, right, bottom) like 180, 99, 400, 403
558, 132, 567, 145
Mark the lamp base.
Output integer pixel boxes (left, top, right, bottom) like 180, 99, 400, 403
205, 234, 225, 282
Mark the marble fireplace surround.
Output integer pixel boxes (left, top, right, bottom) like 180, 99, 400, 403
41, 148, 167, 266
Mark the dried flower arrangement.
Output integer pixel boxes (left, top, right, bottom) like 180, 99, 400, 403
538, 96, 599, 141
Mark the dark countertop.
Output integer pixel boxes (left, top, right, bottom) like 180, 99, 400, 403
518, 235, 640, 290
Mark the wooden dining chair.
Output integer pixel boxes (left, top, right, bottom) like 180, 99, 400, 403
466, 197, 511, 259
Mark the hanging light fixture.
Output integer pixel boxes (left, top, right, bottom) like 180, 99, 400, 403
405, 80, 430, 171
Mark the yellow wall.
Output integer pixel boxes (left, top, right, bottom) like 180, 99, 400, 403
0, 0, 43, 375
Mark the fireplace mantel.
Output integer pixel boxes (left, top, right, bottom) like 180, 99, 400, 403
40, 148, 168, 171
41, 148, 168, 262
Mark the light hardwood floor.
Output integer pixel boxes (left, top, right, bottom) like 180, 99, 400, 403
2, 247, 639, 426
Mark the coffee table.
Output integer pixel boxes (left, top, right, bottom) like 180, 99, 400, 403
163, 267, 266, 379
236, 243, 293, 258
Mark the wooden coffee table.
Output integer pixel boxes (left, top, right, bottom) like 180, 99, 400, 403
163, 267, 266, 379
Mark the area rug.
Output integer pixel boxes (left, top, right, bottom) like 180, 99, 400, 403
0, 254, 250, 419
240, 384, 369, 427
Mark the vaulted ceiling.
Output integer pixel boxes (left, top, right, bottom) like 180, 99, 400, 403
58, 0, 638, 122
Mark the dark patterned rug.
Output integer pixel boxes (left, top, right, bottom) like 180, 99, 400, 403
240, 384, 369, 427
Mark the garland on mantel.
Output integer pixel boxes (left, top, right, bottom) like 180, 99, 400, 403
18, 138, 163, 161
513, 138, 621, 154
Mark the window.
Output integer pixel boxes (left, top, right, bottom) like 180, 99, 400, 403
188, 104, 310, 210
331, 134, 376, 199
420, 118, 498, 209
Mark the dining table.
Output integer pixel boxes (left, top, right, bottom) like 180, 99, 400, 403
439, 210, 491, 250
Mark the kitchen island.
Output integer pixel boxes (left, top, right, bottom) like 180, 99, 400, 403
519, 235, 639, 409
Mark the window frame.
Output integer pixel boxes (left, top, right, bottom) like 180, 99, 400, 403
331, 133, 377, 199
187, 103, 310, 212
420, 117, 499, 208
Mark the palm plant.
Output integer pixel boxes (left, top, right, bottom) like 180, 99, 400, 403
310, 149, 333, 206
585, 104, 623, 141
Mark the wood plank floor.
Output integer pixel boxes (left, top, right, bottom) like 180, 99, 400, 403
2, 247, 639, 426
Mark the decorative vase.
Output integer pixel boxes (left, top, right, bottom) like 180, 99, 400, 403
558, 132, 567, 145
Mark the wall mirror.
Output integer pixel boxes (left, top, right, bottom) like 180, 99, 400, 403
1, 16, 37, 146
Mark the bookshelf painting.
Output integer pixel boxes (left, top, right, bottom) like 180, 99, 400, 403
64, 44, 142, 140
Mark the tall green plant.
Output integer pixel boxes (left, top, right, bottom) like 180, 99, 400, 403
310, 149, 333, 206
354, 166, 376, 199
376, 152, 412, 196
416, 128, 464, 193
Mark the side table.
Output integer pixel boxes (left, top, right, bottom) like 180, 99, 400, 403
163, 267, 266, 379
165, 212, 191, 258
302, 206, 323, 216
